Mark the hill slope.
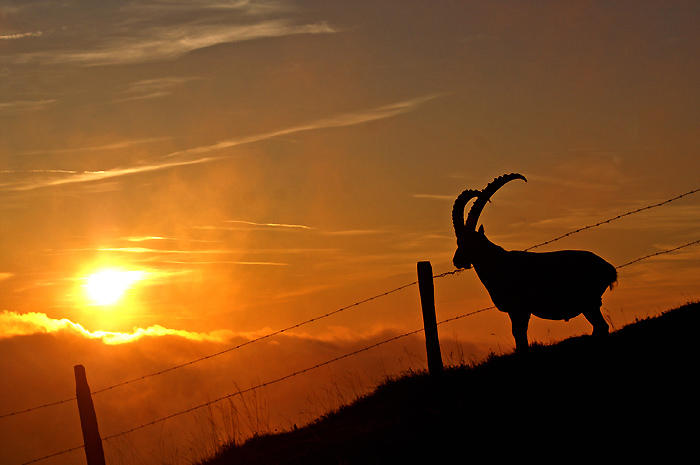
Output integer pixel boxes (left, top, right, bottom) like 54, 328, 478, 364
200, 302, 699, 464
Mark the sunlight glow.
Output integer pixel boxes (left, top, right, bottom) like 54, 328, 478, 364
84, 269, 145, 306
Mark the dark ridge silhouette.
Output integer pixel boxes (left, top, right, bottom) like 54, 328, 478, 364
452, 173, 618, 350
198, 301, 698, 464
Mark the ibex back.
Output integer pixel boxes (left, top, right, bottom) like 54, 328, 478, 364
452, 173, 617, 351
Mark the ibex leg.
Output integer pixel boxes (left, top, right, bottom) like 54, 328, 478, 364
509, 312, 530, 351
583, 308, 609, 336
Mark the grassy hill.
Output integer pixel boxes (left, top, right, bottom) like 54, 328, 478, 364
199, 302, 698, 464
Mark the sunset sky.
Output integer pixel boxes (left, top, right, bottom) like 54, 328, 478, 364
2, 1, 699, 464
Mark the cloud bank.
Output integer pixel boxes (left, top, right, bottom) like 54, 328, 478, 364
0, 310, 231, 345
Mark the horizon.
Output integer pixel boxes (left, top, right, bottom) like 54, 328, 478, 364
1, 1, 699, 464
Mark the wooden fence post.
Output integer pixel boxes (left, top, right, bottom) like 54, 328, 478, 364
74, 365, 106, 465
417, 261, 444, 376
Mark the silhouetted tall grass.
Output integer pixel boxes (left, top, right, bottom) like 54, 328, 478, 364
198, 301, 698, 464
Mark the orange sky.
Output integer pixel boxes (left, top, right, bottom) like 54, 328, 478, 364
1, 1, 699, 464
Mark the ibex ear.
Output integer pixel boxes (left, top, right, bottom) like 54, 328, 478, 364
478, 225, 485, 235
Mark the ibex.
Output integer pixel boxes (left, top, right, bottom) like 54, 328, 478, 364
452, 173, 617, 351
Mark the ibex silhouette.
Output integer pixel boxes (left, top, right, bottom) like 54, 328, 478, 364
452, 173, 617, 350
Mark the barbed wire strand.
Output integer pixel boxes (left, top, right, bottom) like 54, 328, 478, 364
5, 186, 699, 421
20, 445, 85, 465
616, 239, 700, 269
524, 187, 700, 251
0, 397, 76, 420
17, 236, 700, 464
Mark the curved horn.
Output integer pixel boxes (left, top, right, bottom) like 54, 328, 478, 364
452, 189, 480, 238
465, 173, 527, 231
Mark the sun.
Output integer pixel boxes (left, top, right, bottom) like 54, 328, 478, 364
84, 269, 145, 306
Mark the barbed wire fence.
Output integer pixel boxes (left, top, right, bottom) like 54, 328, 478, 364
4, 186, 698, 421
6, 187, 700, 465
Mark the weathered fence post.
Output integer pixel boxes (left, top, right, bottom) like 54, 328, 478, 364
417, 261, 444, 376
74, 365, 106, 465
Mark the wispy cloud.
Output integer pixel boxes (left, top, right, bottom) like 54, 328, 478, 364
89, 245, 291, 266
119, 0, 291, 15
167, 94, 442, 159
412, 194, 455, 201
126, 236, 170, 242
12, 20, 336, 66
320, 230, 386, 236
0, 31, 42, 40
0, 169, 82, 175
124, 236, 220, 244
224, 220, 314, 230
97, 246, 239, 255
159, 260, 289, 266
117, 77, 198, 101
1, 156, 217, 191
2, 95, 440, 191
0, 99, 56, 112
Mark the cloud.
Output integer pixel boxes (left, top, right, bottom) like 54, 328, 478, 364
12, 20, 336, 66
0, 99, 56, 112
166, 94, 442, 159
159, 260, 289, 265
126, 236, 170, 242
96, 246, 235, 254
0, 31, 42, 40
124, 235, 221, 244
320, 230, 386, 236
2, 95, 440, 191
0, 309, 419, 348
117, 77, 199, 101
412, 194, 455, 201
88, 246, 291, 266
0, 155, 218, 191
118, 0, 290, 15
224, 220, 314, 230
0, 310, 231, 345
